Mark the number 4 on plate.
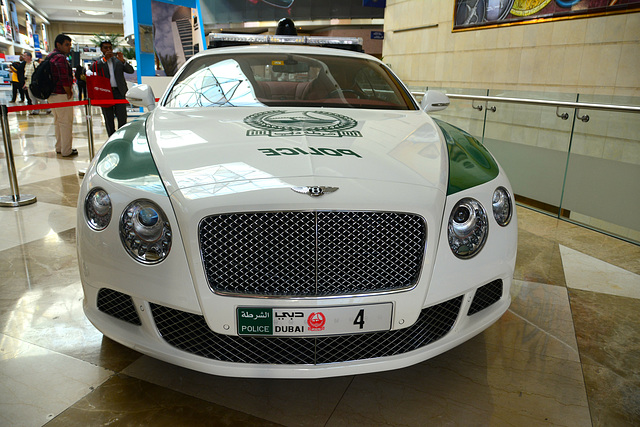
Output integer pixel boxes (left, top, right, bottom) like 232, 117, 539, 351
353, 309, 365, 329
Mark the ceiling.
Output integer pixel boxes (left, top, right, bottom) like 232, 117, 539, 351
17, 1, 383, 36
21, 0, 124, 25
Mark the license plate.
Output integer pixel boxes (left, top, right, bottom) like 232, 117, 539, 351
237, 303, 393, 336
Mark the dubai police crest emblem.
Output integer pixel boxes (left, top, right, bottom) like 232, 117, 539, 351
244, 110, 362, 138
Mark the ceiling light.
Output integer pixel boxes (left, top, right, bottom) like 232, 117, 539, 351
79, 10, 112, 16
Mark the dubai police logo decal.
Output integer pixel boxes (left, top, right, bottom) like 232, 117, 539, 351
244, 110, 362, 138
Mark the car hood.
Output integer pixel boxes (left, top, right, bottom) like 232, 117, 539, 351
146, 107, 448, 197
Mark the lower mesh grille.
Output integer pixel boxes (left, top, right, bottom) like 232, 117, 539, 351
150, 297, 462, 365
467, 279, 503, 315
97, 288, 141, 325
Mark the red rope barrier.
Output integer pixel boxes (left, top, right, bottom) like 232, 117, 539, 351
6, 100, 87, 113
4, 98, 131, 113
89, 99, 131, 107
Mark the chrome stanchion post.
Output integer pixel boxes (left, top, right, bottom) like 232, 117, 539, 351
86, 99, 95, 160
79, 99, 95, 178
0, 104, 37, 207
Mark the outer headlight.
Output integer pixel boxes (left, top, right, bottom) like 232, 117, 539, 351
492, 186, 513, 226
448, 198, 488, 259
120, 200, 172, 264
85, 188, 112, 231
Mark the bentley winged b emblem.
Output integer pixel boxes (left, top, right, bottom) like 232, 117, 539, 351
291, 186, 339, 197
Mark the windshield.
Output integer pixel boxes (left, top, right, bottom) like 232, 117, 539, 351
164, 52, 418, 110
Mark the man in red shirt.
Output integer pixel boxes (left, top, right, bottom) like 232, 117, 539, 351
48, 34, 76, 157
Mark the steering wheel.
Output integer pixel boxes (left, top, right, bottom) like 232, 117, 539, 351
327, 89, 367, 99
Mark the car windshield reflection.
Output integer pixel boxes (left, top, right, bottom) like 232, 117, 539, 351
165, 59, 262, 108
164, 53, 417, 110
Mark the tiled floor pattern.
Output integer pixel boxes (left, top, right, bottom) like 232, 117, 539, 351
1, 100, 639, 426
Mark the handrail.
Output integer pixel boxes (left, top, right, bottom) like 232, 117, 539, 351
411, 92, 640, 114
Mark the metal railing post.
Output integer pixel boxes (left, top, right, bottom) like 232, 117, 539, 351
79, 99, 96, 178
0, 104, 37, 207
85, 99, 95, 160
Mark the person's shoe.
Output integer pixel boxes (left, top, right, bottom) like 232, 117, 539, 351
61, 149, 78, 157
29, 111, 40, 115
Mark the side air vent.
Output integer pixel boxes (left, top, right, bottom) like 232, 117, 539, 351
467, 279, 503, 316
97, 288, 141, 325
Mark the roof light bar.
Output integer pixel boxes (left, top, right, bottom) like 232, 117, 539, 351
209, 33, 363, 49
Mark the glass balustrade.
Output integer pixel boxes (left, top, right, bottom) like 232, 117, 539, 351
562, 94, 640, 243
410, 86, 639, 244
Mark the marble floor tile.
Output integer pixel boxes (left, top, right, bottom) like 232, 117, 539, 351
515, 229, 566, 286
0, 228, 78, 292
123, 357, 353, 427
0, 201, 77, 251
500, 280, 580, 359
0, 333, 112, 427
0, 152, 90, 190
560, 245, 640, 300
46, 374, 282, 427
0, 229, 142, 372
14, 174, 83, 208
516, 207, 640, 274
568, 289, 640, 426
327, 333, 590, 426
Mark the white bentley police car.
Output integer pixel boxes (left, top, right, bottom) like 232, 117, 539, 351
77, 30, 517, 378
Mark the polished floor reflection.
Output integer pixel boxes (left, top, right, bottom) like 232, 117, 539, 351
1, 99, 639, 427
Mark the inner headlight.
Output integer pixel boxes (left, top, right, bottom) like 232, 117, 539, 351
448, 198, 488, 259
120, 200, 171, 264
492, 187, 513, 226
85, 188, 112, 231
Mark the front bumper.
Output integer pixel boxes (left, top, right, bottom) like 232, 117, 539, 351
84, 276, 511, 378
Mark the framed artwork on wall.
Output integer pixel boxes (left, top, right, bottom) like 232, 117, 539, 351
453, 0, 640, 31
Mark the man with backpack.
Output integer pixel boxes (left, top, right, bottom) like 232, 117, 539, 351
23, 52, 50, 115
48, 34, 76, 157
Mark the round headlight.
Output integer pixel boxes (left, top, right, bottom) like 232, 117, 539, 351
85, 188, 112, 231
492, 187, 512, 226
448, 198, 488, 259
120, 200, 171, 264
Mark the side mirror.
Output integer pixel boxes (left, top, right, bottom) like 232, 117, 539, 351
421, 90, 450, 113
126, 84, 156, 111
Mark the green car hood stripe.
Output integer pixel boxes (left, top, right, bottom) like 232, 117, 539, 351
96, 114, 167, 195
434, 118, 499, 195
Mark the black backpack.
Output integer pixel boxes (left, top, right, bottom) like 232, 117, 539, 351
29, 55, 56, 99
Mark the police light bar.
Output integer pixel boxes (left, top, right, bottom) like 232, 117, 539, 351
208, 33, 364, 52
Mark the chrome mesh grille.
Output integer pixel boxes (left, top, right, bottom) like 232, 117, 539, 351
199, 211, 426, 296
150, 296, 462, 365
467, 279, 503, 315
97, 288, 141, 325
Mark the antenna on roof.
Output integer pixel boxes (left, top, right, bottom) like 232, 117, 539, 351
275, 18, 297, 36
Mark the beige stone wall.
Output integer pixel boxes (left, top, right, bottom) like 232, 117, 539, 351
382, 0, 640, 97
312, 28, 384, 58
